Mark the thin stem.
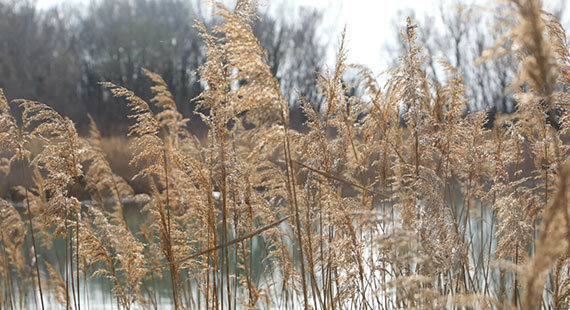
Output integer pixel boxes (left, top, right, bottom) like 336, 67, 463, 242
76, 211, 80, 310
19, 160, 45, 310
162, 144, 179, 310
282, 120, 309, 310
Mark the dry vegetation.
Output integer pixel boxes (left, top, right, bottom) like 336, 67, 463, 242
2, 0, 570, 309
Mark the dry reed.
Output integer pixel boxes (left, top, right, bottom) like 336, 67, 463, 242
1, 0, 570, 309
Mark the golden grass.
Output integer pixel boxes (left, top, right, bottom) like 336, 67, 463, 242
2, 0, 570, 309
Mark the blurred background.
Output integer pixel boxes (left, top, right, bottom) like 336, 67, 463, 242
0, 0, 568, 134
0, 0, 568, 197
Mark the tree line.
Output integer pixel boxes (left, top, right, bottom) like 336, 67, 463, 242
3, 0, 566, 136
0, 0, 325, 135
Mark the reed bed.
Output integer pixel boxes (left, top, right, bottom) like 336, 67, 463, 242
2, 0, 570, 309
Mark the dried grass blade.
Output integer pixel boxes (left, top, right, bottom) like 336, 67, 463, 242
291, 159, 387, 198
153, 215, 293, 270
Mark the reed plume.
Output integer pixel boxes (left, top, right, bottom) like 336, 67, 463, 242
2, 0, 570, 309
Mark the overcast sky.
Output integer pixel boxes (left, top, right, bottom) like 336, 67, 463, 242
36, 0, 568, 75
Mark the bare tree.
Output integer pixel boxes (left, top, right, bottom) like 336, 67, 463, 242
384, 1, 522, 117
0, 0, 84, 120
253, 6, 325, 109
78, 0, 207, 131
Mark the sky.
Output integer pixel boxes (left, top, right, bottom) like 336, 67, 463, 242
283, 0, 436, 72
35, 0, 568, 75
